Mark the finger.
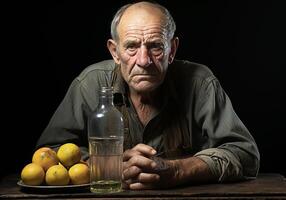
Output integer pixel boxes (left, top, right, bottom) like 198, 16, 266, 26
123, 144, 156, 161
132, 144, 157, 156
122, 165, 142, 180
122, 178, 139, 189
122, 173, 160, 190
129, 182, 154, 190
123, 178, 134, 185
137, 173, 160, 183
125, 155, 157, 170
123, 149, 142, 161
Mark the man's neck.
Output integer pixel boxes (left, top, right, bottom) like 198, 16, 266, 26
129, 90, 154, 105
129, 88, 160, 126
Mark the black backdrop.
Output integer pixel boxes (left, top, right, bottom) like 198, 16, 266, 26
2, 1, 285, 179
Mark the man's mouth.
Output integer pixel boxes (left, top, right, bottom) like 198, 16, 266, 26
132, 74, 156, 77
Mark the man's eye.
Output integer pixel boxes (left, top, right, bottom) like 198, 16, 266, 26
149, 43, 164, 55
128, 46, 136, 51
150, 43, 164, 51
149, 43, 163, 50
126, 44, 139, 51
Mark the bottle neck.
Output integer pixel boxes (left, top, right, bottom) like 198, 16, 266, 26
98, 95, 114, 107
98, 86, 114, 107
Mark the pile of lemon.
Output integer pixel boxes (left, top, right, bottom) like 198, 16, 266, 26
20, 143, 90, 186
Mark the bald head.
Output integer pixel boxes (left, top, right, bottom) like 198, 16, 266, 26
120, 2, 166, 29
110, 1, 176, 42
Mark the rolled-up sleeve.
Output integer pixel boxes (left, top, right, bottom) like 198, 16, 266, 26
193, 76, 260, 182
194, 148, 243, 182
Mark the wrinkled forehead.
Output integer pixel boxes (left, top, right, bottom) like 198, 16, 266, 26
117, 4, 167, 39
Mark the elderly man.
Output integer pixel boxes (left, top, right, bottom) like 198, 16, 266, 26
36, 1, 260, 190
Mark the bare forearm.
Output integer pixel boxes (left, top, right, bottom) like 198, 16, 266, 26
170, 156, 217, 186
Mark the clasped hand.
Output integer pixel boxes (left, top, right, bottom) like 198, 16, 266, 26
122, 143, 178, 190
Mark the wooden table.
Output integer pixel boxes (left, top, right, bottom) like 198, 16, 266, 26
0, 173, 285, 199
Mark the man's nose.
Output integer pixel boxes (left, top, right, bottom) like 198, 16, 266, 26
136, 46, 152, 68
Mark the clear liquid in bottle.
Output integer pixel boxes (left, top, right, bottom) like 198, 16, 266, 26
88, 87, 124, 193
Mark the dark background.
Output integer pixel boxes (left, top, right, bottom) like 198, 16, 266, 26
2, 1, 285, 179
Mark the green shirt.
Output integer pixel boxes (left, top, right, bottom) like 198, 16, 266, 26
36, 59, 260, 182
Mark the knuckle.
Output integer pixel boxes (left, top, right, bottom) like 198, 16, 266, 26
123, 161, 128, 169
136, 143, 144, 148
153, 174, 160, 181
130, 165, 141, 173
123, 165, 141, 180
130, 156, 139, 165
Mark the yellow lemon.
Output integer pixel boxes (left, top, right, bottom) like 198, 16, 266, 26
68, 163, 90, 185
45, 164, 70, 186
21, 163, 45, 186
32, 147, 59, 171
57, 143, 81, 168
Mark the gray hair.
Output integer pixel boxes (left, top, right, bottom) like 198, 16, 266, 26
110, 2, 176, 42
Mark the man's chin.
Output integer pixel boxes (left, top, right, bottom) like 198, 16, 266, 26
130, 82, 160, 93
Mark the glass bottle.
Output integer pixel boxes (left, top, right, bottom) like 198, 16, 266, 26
88, 86, 124, 193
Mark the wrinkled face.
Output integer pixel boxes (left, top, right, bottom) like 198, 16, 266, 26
111, 5, 176, 93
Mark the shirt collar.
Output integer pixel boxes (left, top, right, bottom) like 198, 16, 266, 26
159, 62, 180, 109
111, 64, 129, 106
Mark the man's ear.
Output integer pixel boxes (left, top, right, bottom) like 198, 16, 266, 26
168, 37, 179, 64
107, 39, 120, 64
